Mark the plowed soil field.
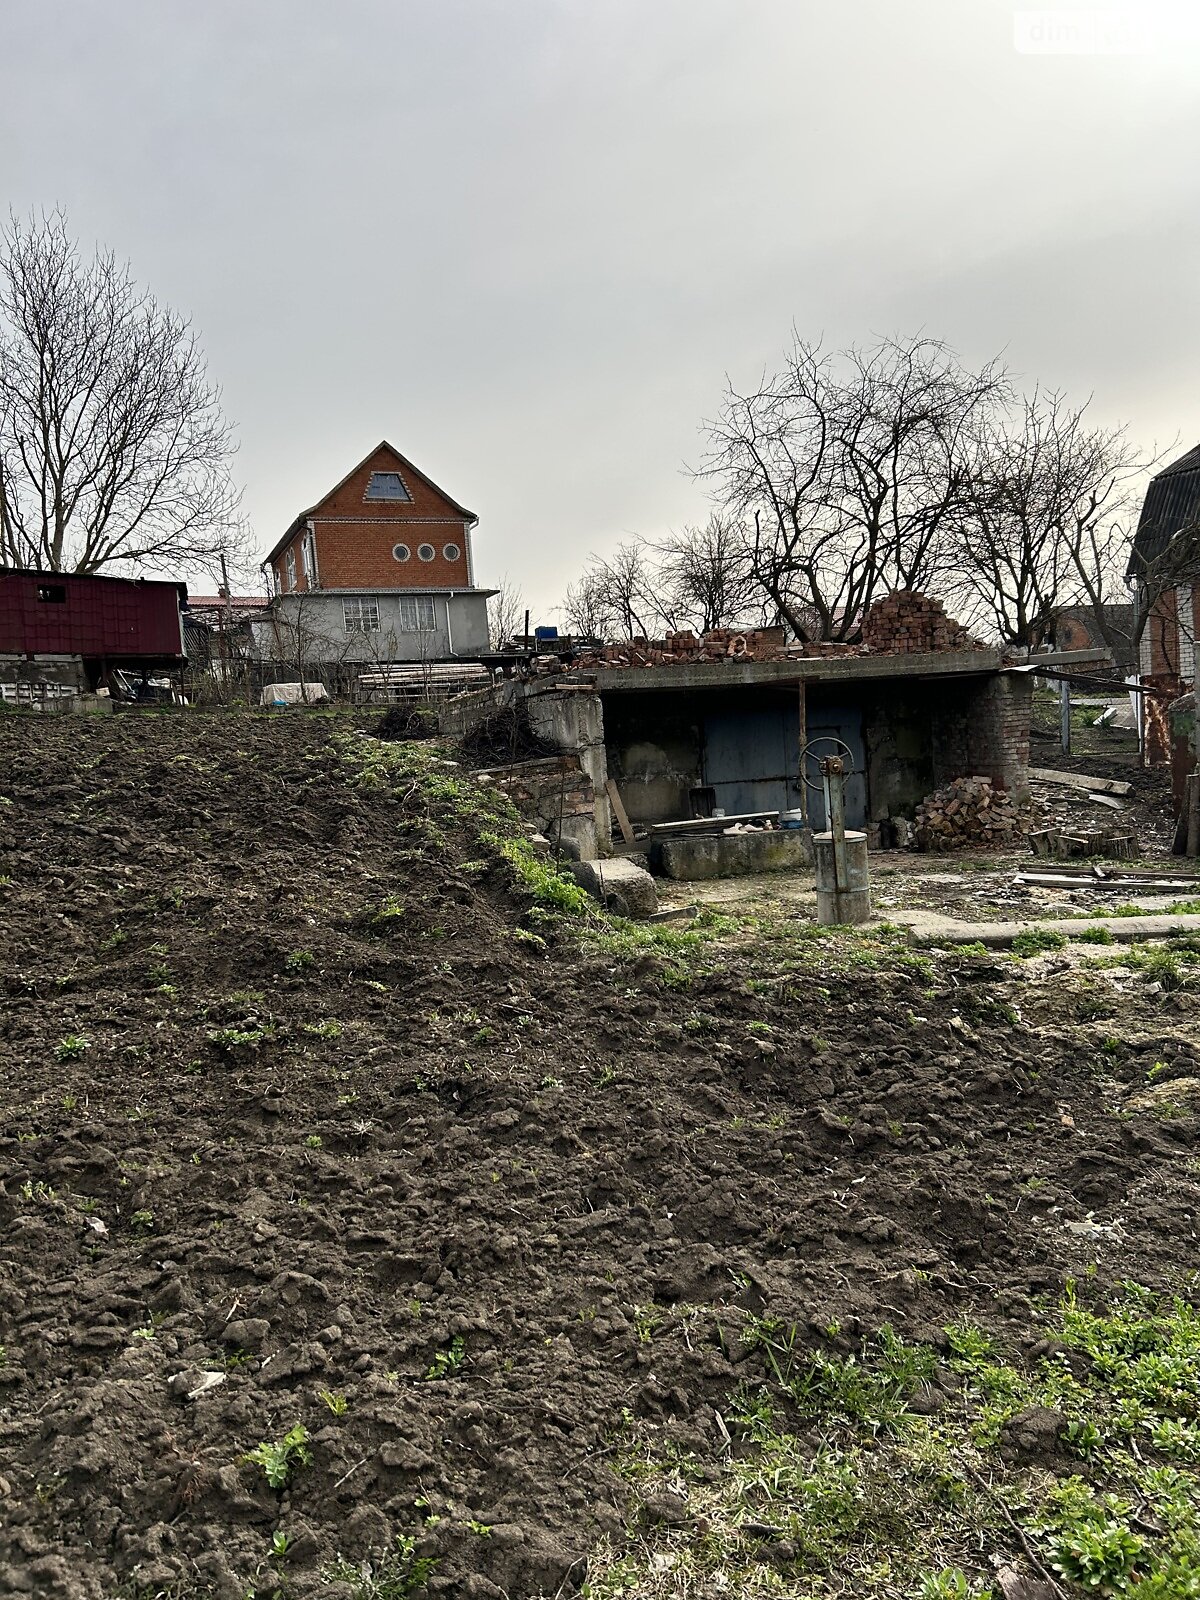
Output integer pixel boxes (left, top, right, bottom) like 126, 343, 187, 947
1, 713, 1198, 1600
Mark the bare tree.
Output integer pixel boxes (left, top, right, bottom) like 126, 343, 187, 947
0, 209, 246, 577
946, 391, 1142, 646
561, 570, 614, 642
649, 514, 767, 633
700, 333, 1007, 640
487, 573, 526, 650
562, 540, 668, 642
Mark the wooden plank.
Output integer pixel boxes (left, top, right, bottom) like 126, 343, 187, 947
649, 810, 780, 837
1030, 767, 1133, 797
605, 778, 636, 846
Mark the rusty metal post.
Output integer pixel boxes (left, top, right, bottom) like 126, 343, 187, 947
821, 755, 847, 893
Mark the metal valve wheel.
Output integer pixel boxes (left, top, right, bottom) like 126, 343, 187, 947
799, 735, 856, 793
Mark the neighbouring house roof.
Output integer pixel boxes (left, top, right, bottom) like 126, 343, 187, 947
263, 441, 479, 567
1131, 443, 1200, 576
186, 595, 271, 610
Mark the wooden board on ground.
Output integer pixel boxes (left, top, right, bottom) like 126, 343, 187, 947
1030, 767, 1133, 797
648, 810, 781, 837
605, 778, 636, 845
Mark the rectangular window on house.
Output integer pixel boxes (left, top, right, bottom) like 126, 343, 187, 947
364, 471, 412, 502
302, 531, 318, 587
343, 597, 381, 633
399, 595, 437, 631
36, 584, 67, 603
285, 549, 296, 590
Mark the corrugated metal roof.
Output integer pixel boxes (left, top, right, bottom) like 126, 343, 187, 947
1131, 443, 1200, 574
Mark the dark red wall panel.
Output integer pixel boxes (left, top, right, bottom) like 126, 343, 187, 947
0, 572, 184, 659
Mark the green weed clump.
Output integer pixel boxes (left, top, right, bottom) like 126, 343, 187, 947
1011, 927, 1068, 957
242, 1423, 311, 1489
321, 1534, 437, 1598
586, 1285, 1200, 1600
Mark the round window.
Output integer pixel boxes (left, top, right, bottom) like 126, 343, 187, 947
417, 543, 436, 562
442, 542, 461, 562
392, 543, 410, 563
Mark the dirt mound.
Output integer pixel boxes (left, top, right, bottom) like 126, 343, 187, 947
0, 712, 1197, 1599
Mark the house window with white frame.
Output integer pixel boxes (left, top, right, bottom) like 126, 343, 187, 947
284, 549, 296, 590
301, 529, 318, 588
399, 596, 437, 631
343, 597, 381, 633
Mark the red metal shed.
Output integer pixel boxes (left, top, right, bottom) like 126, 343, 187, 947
0, 570, 185, 663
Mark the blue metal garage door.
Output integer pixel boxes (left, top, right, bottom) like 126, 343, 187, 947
701, 703, 866, 828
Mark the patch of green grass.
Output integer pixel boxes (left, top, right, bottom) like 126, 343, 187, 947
320, 1534, 437, 1598
207, 1024, 274, 1050
586, 1285, 1200, 1600
302, 1018, 343, 1039
284, 949, 314, 972
54, 1033, 90, 1061
1011, 927, 1068, 957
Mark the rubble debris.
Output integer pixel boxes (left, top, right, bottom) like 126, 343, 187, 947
1015, 866, 1198, 892
914, 776, 1026, 851
648, 810, 781, 838
561, 591, 987, 674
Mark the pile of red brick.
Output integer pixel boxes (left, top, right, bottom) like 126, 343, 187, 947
570, 626, 789, 670
914, 776, 1026, 851
556, 592, 983, 674
861, 591, 980, 655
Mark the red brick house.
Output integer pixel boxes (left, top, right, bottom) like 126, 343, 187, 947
1133, 444, 1200, 686
258, 443, 493, 665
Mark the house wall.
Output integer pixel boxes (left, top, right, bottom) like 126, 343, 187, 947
0, 571, 184, 660
272, 444, 475, 595
253, 590, 489, 666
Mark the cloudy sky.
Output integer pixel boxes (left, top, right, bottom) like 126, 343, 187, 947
3, 0, 1198, 613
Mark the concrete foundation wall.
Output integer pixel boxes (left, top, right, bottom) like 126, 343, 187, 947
522, 686, 611, 854
657, 828, 812, 880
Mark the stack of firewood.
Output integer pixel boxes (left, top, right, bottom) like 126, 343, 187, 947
913, 776, 1026, 851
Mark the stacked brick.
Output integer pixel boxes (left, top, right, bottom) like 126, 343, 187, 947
861, 591, 980, 655
913, 776, 1026, 852
569, 627, 789, 670
552, 593, 984, 675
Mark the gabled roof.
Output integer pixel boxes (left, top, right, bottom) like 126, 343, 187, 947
1131, 443, 1200, 575
263, 441, 478, 566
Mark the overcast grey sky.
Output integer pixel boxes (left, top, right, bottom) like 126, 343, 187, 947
3, 0, 1198, 613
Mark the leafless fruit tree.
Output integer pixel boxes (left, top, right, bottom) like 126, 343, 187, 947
0, 209, 246, 577
699, 334, 1005, 640
562, 540, 669, 642
948, 390, 1146, 648
648, 514, 767, 634
487, 573, 526, 650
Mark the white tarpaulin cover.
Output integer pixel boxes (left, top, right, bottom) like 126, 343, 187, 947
260, 681, 330, 707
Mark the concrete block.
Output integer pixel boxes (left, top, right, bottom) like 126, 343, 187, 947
657, 828, 812, 881
570, 856, 658, 917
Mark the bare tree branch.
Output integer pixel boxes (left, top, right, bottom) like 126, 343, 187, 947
0, 209, 247, 579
